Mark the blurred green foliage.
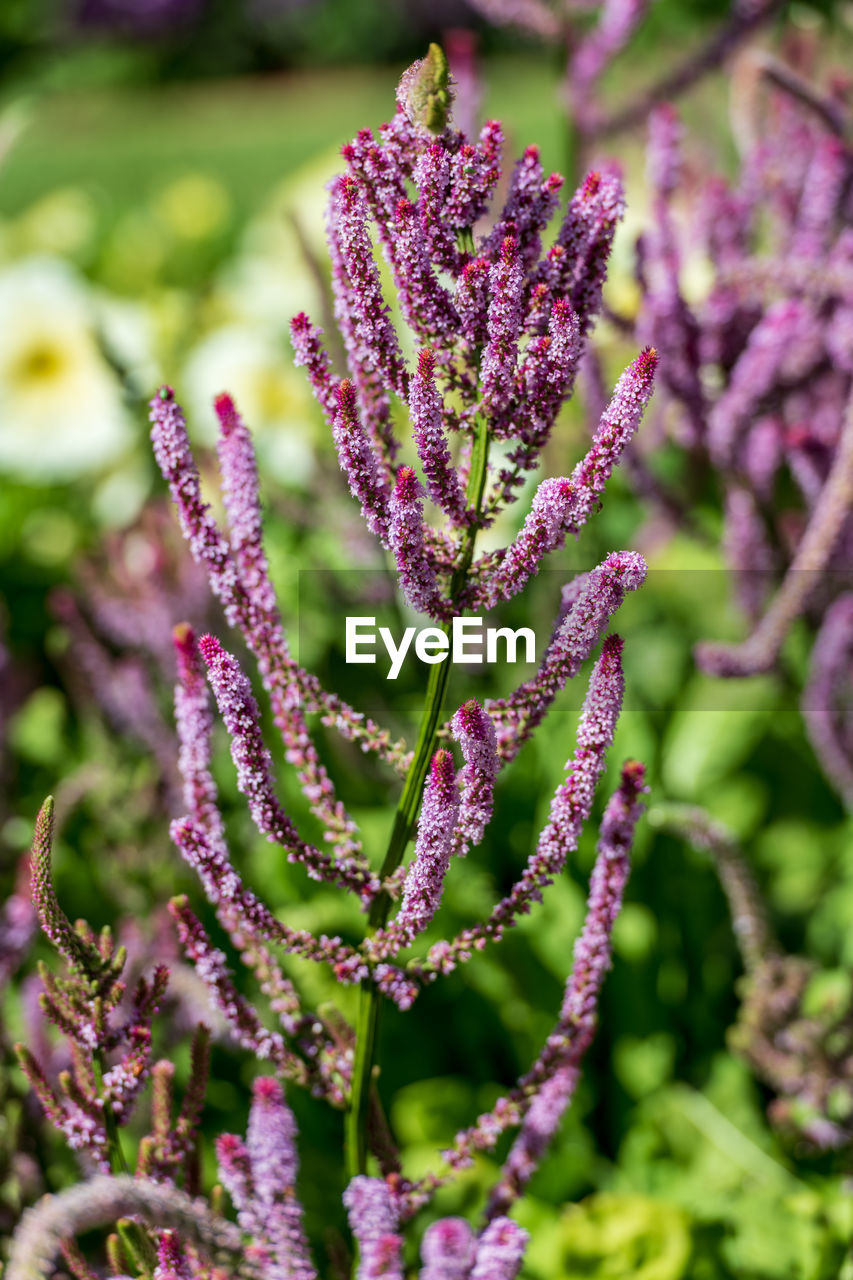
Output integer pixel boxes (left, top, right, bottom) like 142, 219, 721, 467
0, 0, 832, 91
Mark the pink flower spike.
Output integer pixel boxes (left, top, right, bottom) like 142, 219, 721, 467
552, 167, 625, 339
444, 121, 504, 229
451, 700, 499, 857
198, 634, 304, 848
328, 175, 408, 401
456, 257, 491, 346
647, 103, 683, 199
196, 633, 375, 897
481, 235, 524, 421
410, 349, 467, 523
343, 1176, 404, 1280
489, 551, 647, 763
394, 749, 461, 946
290, 311, 338, 429
483, 144, 564, 272
415, 635, 627, 981
155, 1230, 191, 1280
169, 898, 292, 1070
393, 197, 458, 340
487, 761, 647, 1216
491, 348, 656, 605
419, 1217, 475, 1280
149, 386, 243, 628
172, 622, 225, 848
333, 378, 392, 545
469, 1217, 529, 1280
216, 1131, 254, 1218
247, 1077, 317, 1280
214, 391, 278, 621
389, 467, 448, 620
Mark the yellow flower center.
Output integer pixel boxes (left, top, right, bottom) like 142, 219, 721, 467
12, 341, 69, 388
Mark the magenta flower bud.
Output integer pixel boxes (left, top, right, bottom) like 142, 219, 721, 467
216, 1131, 254, 1217
333, 378, 392, 545
155, 1230, 191, 1280
492, 348, 656, 605
290, 311, 338, 428
483, 144, 564, 271
489, 551, 646, 763
551, 168, 625, 338
456, 256, 492, 347
481, 235, 524, 423
247, 1077, 317, 1280
410, 349, 467, 522
343, 1176, 404, 1280
395, 749, 461, 944
451, 699, 499, 857
419, 1216, 475, 1279
328, 175, 408, 401
470, 1217, 529, 1279
389, 466, 447, 619
149, 386, 243, 628
214, 391, 277, 622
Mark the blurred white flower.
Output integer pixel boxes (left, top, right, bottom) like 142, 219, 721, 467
0, 257, 132, 481
182, 324, 316, 486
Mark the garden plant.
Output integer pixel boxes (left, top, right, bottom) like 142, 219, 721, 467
1, 4, 853, 1279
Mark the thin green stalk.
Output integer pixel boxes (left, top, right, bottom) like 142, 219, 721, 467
93, 1051, 158, 1275
345, 415, 490, 1180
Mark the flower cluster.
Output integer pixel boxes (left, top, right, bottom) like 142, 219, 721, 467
633, 58, 853, 809
14, 798, 210, 1201
11, 48, 655, 1277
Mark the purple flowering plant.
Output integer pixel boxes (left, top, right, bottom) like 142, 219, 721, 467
630, 50, 853, 811
465, 0, 784, 166
6, 45, 660, 1279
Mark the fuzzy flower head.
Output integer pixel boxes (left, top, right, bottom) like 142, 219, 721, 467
397, 42, 454, 135
290, 57, 653, 622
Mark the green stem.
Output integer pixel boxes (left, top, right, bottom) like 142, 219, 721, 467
93, 1052, 158, 1275
345, 415, 490, 1181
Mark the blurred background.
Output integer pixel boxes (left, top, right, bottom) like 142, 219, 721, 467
3, 1, 853, 1277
